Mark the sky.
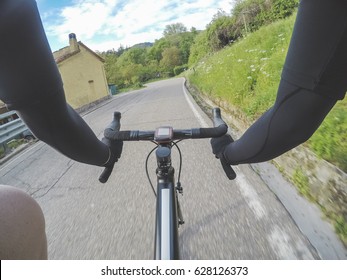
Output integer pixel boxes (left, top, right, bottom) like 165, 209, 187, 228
36, 0, 234, 52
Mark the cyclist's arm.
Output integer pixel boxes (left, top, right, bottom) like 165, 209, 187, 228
0, 0, 110, 166
219, 0, 347, 165
222, 80, 337, 164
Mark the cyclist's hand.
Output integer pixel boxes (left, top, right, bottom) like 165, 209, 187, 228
210, 134, 233, 160
102, 137, 123, 167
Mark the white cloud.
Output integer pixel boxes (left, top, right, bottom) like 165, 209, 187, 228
47, 0, 113, 41
43, 0, 234, 51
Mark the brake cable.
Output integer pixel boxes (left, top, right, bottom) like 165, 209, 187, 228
145, 140, 183, 198
172, 140, 183, 184
145, 143, 158, 197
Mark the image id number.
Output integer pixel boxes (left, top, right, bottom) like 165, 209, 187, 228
194, 266, 248, 276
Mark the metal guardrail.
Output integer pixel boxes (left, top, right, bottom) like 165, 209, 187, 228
0, 110, 19, 120
0, 111, 31, 149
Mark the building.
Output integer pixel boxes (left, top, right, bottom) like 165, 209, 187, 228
0, 33, 109, 113
0, 104, 7, 115
53, 33, 110, 109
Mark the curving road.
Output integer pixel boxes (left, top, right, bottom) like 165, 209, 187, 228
1, 78, 345, 259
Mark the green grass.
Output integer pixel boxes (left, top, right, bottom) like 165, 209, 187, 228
188, 15, 295, 118
334, 215, 347, 246
0, 139, 25, 158
0, 146, 4, 158
186, 13, 347, 172
291, 168, 313, 201
308, 100, 347, 171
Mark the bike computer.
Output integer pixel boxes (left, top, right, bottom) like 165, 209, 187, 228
154, 126, 173, 143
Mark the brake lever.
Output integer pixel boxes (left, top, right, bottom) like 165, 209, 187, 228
220, 157, 236, 180
99, 112, 122, 183
99, 162, 115, 183
211, 108, 236, 180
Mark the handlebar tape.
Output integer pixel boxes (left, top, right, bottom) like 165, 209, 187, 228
104, 129, 132, 141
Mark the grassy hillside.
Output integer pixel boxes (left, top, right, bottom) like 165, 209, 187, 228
186, 14, 347, 172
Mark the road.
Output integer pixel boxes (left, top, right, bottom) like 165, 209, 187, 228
0, 78, 345, 259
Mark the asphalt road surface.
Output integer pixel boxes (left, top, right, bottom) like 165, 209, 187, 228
1, 78, 345, 259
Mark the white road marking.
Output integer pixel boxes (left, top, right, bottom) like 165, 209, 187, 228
182, 79, 267, 220
234, 166, 267, 219
182, 78, 208, 127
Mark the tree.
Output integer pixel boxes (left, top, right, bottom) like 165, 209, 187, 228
121, 63, 144, 85
103, 53, 119, 84
148, 38, 170, 62
188, 31, 209, 66
117, 47, 147, 66
163, 23, 187, 36
117, 45, 126, 56
190, 27, 198, 34
177, 32, 196, 64
160, 46, 182, 75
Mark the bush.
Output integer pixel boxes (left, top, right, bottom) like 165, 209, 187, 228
174, 64, 188, 76
231, 0, 299, 37
206, 12, 236, 52
188, 31, 210, 66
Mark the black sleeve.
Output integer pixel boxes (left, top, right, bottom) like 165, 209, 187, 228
223, 80, 337, 164
0, 0, 109, 166
223, 0, 346, 165
281, 0, 347, 101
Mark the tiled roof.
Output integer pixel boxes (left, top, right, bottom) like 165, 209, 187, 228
53, 47, 80, 63
53, 42, 104, 64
